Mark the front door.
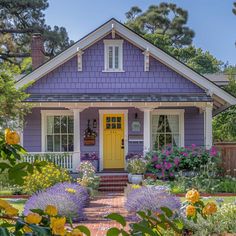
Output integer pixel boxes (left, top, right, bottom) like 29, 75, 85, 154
103, 114, 125, 169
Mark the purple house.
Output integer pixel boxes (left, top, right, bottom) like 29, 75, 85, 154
17, 19, 236, 172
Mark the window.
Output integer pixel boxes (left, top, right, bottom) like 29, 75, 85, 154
151, 110, 184, 150
43, 113, 74, 152
104, 40, 123, 72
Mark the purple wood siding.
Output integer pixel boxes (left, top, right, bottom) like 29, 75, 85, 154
23, 107, 204, 153
185, 107, 204, 146
27, 34, 204, 94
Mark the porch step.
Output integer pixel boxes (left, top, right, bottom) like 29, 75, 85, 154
98, 174, 128, 192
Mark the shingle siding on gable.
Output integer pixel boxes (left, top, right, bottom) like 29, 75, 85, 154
27, 34, 204, 94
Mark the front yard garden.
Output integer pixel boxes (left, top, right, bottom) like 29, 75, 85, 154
0, 129, 236, 235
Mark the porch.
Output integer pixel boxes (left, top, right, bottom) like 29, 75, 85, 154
22, 98, 215, 172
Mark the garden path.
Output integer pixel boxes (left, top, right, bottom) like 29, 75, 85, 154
81, 192, 130, 235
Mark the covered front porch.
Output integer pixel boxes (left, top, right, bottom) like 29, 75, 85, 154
23, 95, 215, 172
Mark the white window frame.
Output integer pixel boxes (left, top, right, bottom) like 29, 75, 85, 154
103, 39, 124, 72
41, 110, 74, 152
151, 109, 185, 148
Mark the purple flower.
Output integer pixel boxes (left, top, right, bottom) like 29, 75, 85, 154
152, 155, 158, 162
23, 182, 89, 221
210, 146, 218, 156
169, 172, 174, 177
125, 186, 181, 214
191, 144, 197, 148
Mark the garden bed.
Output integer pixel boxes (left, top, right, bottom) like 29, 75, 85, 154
175, 192, 236, 197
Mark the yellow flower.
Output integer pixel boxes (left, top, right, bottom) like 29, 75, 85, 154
65, 188, 76, 194
23, 225, 32, 233
45, 205, 58, 216
50, 217, 66, 236
24, 213, 42, 224
131, 184, 141, 189
5, 128, 20, 145
202, 202, 217, 215
186, 205, 196, 217
5, 206, 19, 216
185, 189, 200, 204
0, 199, 10, 209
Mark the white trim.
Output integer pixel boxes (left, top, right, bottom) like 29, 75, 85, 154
151, 109, 185, 147
103, 39, 124, 72
204, 106, 213, 149
99, 109, 128, 171
41, 110, 73, 152
16, 19, 236, 106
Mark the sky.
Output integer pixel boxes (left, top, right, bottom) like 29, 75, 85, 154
45, 0, 236, 65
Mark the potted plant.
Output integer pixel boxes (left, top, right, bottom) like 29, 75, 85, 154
126, 153, 143, 182
128, 158, 147, 184
81, 152, 99, 171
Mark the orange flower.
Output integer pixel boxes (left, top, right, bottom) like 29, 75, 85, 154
202, 202, 217, 215
186, 205, 196, 217
5, 206, 19, 216
24, 213, 42, 224
23, 225, 32, 233
50, 217, 66, 236
185, 189, 200, 204
5, 128, 20, 145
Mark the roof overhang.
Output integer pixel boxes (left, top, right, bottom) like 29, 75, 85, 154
16, 18, 236, 114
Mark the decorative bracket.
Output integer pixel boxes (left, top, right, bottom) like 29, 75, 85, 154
142, 48, 150, 72
111, 23, 115, 39
77, 47, 84, 71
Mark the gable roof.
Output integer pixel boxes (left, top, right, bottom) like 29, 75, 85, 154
16, 18, 236, 111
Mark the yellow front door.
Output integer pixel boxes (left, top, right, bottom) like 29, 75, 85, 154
103, 114, 125, 169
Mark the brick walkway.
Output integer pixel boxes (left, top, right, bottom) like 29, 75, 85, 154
81, 192, 129, 235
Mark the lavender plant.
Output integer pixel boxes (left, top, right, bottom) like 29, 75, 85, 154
125, 186, 181, 214
24, 182, 89, 221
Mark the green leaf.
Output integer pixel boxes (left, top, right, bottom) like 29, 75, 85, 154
106, 227, 121, 236
0, 227, 10, 236
106, 213, 126, 227
15, 220, 25, 232
30, 209, 45, 215
28, 225, 50, 236
160, 207, 173, 218
0, 162, 11, 171
76, 225, 91, 236
132, 223, 157, 236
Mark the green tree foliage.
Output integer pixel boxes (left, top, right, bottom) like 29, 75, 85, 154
0, 0, 73, 67
125, 3, 195, 47
125, 3, 222, 74
233, 2, 236, 15
213, 66, 236, 142
0, 71, 30, 129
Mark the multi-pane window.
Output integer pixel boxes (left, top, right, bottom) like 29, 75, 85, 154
104, 40, 123, 72
105, 116, 122, 130
151, 114, 180, 150
46, 115, 74, 152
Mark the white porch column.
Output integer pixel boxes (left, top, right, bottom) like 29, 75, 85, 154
204, 106, 213, 149
72, 109, 83, 172
142, 108, 153, 155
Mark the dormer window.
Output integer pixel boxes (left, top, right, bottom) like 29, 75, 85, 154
103, 40, 124, 72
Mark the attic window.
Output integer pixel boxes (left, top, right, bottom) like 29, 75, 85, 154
103, 40, 124, 72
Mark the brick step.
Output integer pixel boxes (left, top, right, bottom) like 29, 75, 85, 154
100, 178, 128, 183
99, 181, 128, 187
98, 186, 125, 192
100, 176, 128, 180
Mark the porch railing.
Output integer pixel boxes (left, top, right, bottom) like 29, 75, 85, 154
23, 152, 79, 172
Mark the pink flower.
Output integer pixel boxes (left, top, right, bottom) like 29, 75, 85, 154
155, 164, 162, 169
165, 151, 171, 156
169, 172, 174, 177
165, 162, 172, 170
210, 146, 217, 156
182, 152, 188, 157
174, 158, 180, 166
152, 155, 158, 162
191, 144, 196, 148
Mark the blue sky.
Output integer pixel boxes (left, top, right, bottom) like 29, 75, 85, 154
45, 0, 236, 65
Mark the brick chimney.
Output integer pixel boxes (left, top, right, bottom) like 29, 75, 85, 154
31, 33, 45, 69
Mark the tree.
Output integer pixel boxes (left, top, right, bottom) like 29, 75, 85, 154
213, 66, 236, 141
0, 71, 30, 130
233, 2, 236, 15
0, 0, 73, 67
125, 3, 195, 47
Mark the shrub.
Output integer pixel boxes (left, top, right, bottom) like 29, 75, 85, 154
24, 182, 89, 221
127, 158, 147, 174
23, 162, 71, 194
77, 161, 100, 192
146, 145, 220, 178
125, 186, 181, 214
